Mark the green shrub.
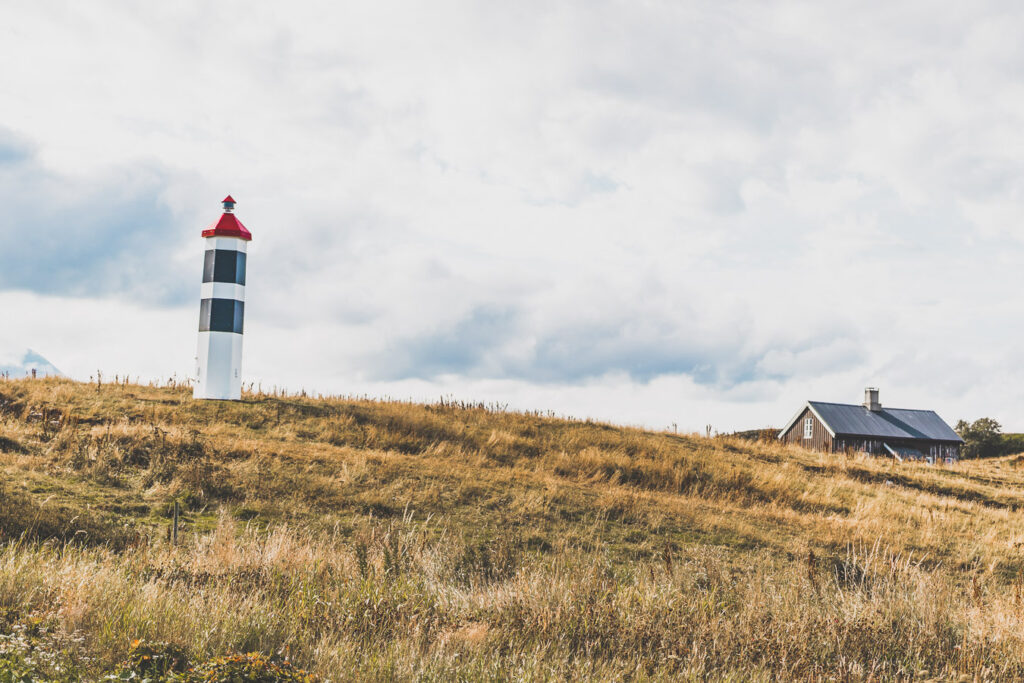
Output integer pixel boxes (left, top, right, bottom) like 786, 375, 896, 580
185, 652, 317, 682
113, 639, 189, 678
103, 642, 316, 682
956, 417, 1003, 459
1001, 433, 1024, 456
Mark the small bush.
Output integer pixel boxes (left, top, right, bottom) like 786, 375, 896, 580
113, 639, 189, 677
185, 652, 318, 682
102, 642, 317, 682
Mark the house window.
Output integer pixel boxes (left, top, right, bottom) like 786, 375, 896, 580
804, 417, 814, 439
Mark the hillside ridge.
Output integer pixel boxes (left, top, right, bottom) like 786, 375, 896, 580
3, 377, 1024, 679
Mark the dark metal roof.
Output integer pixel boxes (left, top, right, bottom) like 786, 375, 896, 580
809, 401, 963, 442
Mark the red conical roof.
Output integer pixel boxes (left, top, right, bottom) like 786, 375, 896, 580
202, 195, 251, 240
202, 213, 252, 240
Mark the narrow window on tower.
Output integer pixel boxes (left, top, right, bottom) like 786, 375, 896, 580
232, 300, 245, 334
234, 251, 246, 286
202, 250, 217, 283
198, 298, 212, 331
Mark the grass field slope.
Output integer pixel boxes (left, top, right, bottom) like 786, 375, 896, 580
3, 378, 1024, 680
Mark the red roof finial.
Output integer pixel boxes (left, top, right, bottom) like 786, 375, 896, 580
222, 195, 235, 204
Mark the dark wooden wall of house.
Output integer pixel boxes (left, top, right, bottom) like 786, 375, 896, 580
833, 437, 885, 455
780, 407, 833, 451
833, 438, 960, 460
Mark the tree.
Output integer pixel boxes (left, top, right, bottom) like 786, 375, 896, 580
955, 417, 1003, 459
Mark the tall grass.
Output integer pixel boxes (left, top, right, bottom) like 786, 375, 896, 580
1, 517, 1021, 680
2, 377, 1024, 679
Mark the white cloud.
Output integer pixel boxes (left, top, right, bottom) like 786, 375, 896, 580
1, 1, 1023, 431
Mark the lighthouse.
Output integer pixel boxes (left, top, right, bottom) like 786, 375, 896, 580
194, 195, 252, 400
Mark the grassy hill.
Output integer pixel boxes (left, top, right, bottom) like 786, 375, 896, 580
3, 378, 1024, 680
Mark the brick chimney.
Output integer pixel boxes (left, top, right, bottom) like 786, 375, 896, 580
864, 387, 881, 411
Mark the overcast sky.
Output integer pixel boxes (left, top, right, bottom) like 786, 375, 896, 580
2, 1, 1024, 431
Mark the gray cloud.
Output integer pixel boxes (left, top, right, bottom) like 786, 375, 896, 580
0, 129, 32, 164
0, 133, 189, 303
377, 306, 520, 379
372, 302, 866, 390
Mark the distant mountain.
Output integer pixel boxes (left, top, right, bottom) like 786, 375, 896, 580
0, 349, 63, 379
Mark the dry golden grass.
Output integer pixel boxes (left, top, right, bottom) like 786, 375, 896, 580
1, 377, 1024, 680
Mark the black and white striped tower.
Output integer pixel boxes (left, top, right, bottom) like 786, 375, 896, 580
194, 195, 252, 400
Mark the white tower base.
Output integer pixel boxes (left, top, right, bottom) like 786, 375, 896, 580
195, 331, 244, 400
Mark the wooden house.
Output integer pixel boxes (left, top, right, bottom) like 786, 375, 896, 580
778, 388, 962, 463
